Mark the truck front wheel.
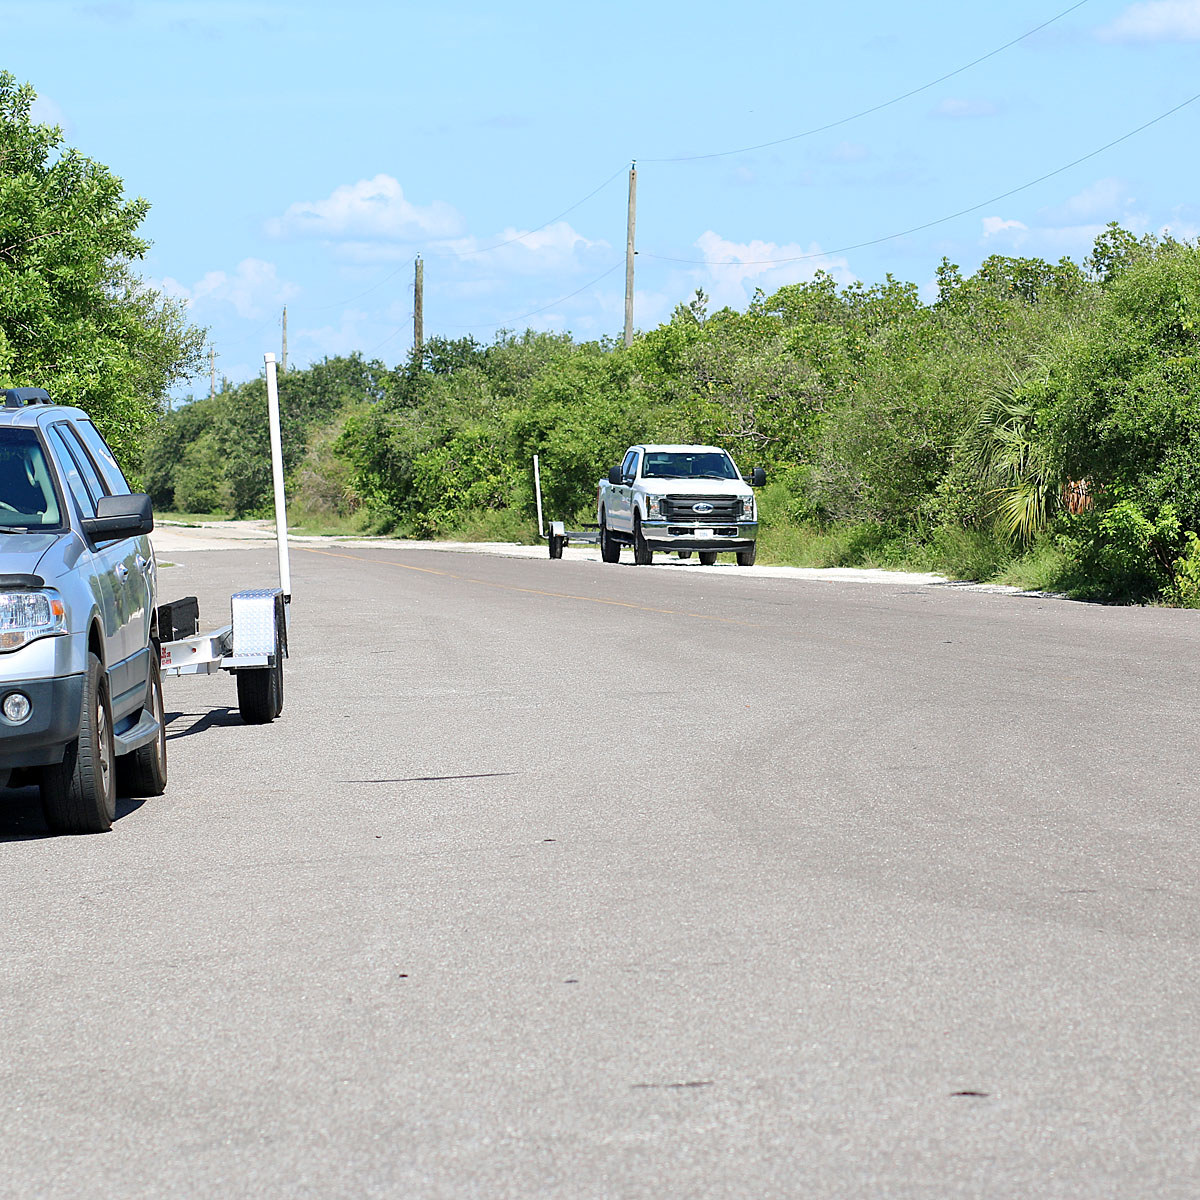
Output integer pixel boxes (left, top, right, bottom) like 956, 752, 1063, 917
41, 653, 115, 834
633, 515, 653, 565
736, 544, 757, 566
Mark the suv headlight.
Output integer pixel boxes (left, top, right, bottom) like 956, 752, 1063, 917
0, 592, 67, 652
645, 495, 665, 518
739, 495, 755, 520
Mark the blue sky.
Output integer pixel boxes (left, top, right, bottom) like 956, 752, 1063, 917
5, 0, 1200, 391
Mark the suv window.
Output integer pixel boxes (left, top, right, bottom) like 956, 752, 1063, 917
73, 420, 132, 496
55, 424, 109, 506
0, 428, 62, 528
46, 425, 99, 519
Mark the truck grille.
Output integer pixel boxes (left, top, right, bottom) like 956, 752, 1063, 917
660, 495, 741, 521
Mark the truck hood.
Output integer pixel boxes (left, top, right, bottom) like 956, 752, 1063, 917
0, 532, 80, 584
645, 479, 753, 498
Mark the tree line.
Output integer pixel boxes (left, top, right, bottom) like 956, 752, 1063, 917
147, 224, 1200, 603
5, 69, 1199, 603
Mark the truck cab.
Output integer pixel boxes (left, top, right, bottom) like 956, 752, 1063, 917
596, 443, 765, 566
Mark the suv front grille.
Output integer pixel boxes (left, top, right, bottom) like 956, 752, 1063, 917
660, 495, 741, 521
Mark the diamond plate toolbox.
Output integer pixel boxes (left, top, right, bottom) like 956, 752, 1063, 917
230, 588, 282, 658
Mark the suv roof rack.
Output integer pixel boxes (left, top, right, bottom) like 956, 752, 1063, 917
3, 387, 53, 408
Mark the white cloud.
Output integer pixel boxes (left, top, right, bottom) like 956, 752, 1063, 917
689, 231, 856, 309
1098, 1, 1200, 40
825, 141, 870, 163
1040, 177, 1138, 224
932, 97, 999, 118
982, 217, 1028, 238
162, 258, 298, 319
268, 175, 463, 241
442, 221, 609, 275
293, 309, 372, 360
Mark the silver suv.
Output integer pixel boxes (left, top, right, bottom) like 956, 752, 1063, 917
0, 388, 166, 833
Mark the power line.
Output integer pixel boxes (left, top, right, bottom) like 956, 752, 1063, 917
366, 311, 415, 356
642, 89, 1200, 267
431, 166, 626, 259
641, 0, 1093, 164
441, 261, 624, 332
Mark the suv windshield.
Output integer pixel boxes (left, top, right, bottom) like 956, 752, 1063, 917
0, 428, 62, 530
642, 451, 739, 481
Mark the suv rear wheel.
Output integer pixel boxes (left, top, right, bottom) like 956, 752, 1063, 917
117, 656, 167, 797
41, 653, 115, 834
599, 512, 621, 563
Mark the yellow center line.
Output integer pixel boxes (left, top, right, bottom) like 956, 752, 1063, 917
299, 546, 768, 629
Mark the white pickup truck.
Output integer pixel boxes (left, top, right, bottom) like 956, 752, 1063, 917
596, 444, 765, 566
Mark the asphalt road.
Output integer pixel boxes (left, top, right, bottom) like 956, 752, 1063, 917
2, 543, 1198, 1199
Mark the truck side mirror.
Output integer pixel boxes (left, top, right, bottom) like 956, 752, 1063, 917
82, 493, 154, 542
608, 466, 622, 485
751, 467, 766, 488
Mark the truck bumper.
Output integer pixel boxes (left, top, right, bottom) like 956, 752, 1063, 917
641, 520, 758, 551
0, 673, 84, 768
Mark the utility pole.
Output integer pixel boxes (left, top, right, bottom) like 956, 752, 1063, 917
623, 161, 637, 349
413, 255, 424, 355
209, 346, 216, 398
281, 306, 288, 373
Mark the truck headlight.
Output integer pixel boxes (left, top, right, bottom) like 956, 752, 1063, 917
739, 496, 755, 520
0, 592, 67, 652
646, 495, 665, 518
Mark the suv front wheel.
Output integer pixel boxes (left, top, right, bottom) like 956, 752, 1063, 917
41, 653, 115, 834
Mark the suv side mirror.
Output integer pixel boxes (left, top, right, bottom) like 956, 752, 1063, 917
608, 466, 622, 485
751, 467, 767, 488
82, 493, 154, 542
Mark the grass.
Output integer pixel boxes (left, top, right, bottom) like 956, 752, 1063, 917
161, 496, 1085, 594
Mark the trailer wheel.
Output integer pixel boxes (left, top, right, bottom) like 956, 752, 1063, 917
736, 544, 757, 566
676, 550, 693, 559
633, 515, 653, 565
117, 656, 167, 797
549, 533, 563, 559
699, 551, 719, 566
237, 623, 284, 724
42, 653, 115, 834
599, 512, 621, 563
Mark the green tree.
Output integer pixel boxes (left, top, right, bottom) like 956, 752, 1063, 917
0, 72, 204, 468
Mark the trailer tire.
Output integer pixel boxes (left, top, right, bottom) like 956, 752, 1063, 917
117, 656, 167, 797
237, 621, 284, 725
676, 550, 693, 559
599, 512, 621, 563
699, 551, 719, 566
633, 515, 653, 565
736, 544, 757, 566
41, 653, 115, 834
549, 533, 563, 559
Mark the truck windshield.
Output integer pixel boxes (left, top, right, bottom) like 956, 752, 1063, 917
0, 428, 62, 530
642, 451, 739, 481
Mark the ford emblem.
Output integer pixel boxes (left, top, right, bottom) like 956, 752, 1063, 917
692, 502, 714, 514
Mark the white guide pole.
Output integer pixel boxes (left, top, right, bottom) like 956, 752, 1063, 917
533, 454, 545, 538
264, 353, 292, 600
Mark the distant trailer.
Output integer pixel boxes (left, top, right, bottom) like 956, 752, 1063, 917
533, 454, 599, 559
